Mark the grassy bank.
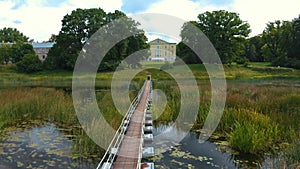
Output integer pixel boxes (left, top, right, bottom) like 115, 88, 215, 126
151, 77, 300, 156
0, 87, 125, 159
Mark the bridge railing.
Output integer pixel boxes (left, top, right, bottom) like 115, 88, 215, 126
96, 81, 147, 169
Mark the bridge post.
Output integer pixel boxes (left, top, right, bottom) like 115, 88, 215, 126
147, 75, 151, 81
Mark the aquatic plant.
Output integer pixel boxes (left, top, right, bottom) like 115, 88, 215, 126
0, 88, 107, 158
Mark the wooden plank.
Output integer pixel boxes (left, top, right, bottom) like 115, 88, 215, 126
113, 80, 150, 169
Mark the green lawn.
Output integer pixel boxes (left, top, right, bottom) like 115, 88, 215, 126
1, 62, 299, 88
248, 62, 271, 67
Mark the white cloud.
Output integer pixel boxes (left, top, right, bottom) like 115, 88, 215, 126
232, 0, 300, 36
131, 14, 185, 43
67, 0, 122, 12
1, 0, 298, 42
99, 0, 122, 12
129, 0, 229, 42
0, 0, 123, 42
144, 0, 202, 21
133, 0, 299, 40
0, 1, 69, 41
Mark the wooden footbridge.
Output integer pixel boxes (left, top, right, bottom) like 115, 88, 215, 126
96, 76, 154, 169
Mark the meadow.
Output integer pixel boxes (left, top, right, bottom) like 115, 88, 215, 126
0, 62, 300, 165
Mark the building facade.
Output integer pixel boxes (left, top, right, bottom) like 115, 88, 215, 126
31, 42, 55, 61
149, 38, 176, 62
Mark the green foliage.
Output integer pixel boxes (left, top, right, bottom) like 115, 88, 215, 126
46, 8, 148, 71
235, 57, 248, 65
0, 50, 3, 64
288, 16, 300, 60
10, 43, 35, 63
176, 41, 202, 64
0, 43, 11, 64
16, 54, 42, 73
262, 17, 300, 69
0, 27, 29, 43
262, 20, 292, 64
46, 8, 107, 70
244, 35, 265, 62
125, 34, 150, 68
185, 10, 250, 64
0, 42, 34, 64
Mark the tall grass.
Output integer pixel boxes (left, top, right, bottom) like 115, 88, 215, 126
0, 87, 124, 159
150, 79, 300, 155
227, 110, 279, 154
1, 64, 300, 157
288, 141, 300, 166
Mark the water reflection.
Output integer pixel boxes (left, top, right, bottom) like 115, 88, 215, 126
0, 123, 96, 169
150, 124, 282, 169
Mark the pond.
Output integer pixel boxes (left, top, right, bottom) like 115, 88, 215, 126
0, 121, 98, 169
148, 124, 285, 169
0, 122, 283, 169
0, 84, 294, 169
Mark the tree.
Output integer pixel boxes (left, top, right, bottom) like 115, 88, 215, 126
0, 50, 3, 64
0, 43, 34, 64
186, 10, 250, 64
124, 33, 149, 68
47, 8, 108, 70
175, 41, 201, 64
46, 8, 148, 71
288, 16, 300, 60
0, 27, 29, 43
48, 34, 57, 42
98, 11, 149, 71
262, 20, 293, 66
244, 35, 265, 62
16, 54, 42, 73
0, 43, 11, 64
10, 43, 35, 63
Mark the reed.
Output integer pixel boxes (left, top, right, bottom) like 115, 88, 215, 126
151, 79, 300, 155
0, 88, 112, 158
228, 110, 279, 154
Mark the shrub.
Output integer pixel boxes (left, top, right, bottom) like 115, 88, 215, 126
286, 59, 300, 69
236, 57, 249, 65
16, 54, 42, 73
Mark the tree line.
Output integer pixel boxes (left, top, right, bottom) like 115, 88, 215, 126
0, 9, 299, 73
177, 10, 300, 69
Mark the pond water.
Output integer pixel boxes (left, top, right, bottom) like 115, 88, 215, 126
0, 122, 97, 169
148, 124, 284, 169
0, 122, 285, 169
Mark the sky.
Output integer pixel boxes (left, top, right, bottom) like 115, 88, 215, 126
0, 0, 299, 42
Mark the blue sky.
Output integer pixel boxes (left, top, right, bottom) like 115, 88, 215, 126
121, 0, 160, 13
190, 0, 233, 7
0, 0, 299, 42
10, 0, 26, 10
121, 0, 234, 13
42, 0, 67, 8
